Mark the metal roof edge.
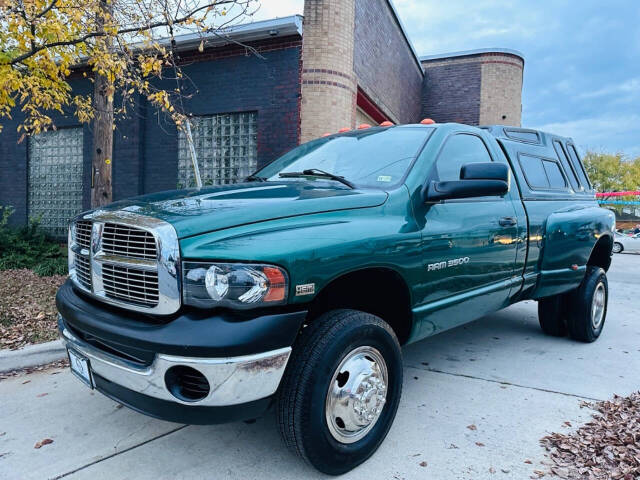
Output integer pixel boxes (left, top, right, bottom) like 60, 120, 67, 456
420, 47, 525, 64
151, 15, 303, 51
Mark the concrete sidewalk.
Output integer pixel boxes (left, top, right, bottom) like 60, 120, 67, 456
1, 254, 638, 480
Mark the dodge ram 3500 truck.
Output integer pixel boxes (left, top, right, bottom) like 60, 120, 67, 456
57, 122, 615, 474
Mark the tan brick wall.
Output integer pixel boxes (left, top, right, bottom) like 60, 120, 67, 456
300, 0, 356, 143
479, 53, 524, 126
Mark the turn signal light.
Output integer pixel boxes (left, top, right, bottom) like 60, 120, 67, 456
263, 267, 287, 302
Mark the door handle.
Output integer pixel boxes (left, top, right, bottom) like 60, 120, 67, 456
499, 217, 517, 227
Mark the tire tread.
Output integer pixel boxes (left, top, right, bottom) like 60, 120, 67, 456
276, 309, 398, 469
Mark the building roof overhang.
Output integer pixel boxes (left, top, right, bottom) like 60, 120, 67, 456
420, 47, 525, 65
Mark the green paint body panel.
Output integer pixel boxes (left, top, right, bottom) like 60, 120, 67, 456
87, 123, 615, 345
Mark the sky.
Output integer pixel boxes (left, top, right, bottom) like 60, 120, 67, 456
248, 0, 640, 158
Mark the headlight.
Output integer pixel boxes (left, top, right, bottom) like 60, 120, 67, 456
182, 262, 288, 309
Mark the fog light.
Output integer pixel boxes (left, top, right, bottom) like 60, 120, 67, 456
164, 366, 210, 402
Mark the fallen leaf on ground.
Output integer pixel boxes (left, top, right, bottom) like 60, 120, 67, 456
541, 392, 640, 479
34, 438, 53, 449
419, 461, 428, 467
0, 270, 65, 350
467, 424, 477, 431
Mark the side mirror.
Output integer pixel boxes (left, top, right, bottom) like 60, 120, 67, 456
424, 162, 509, 202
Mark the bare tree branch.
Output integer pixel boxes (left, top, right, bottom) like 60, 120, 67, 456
4, 0, 241, 66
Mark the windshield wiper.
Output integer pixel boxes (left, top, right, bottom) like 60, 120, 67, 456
278, 168, 355, 189
245, 174, 267, 182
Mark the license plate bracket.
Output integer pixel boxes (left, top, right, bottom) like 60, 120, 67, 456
67, 348, 94, 389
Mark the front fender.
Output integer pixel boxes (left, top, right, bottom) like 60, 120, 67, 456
178, 188, 422, 307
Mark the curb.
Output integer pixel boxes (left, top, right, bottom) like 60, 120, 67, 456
0, 340, 66, 373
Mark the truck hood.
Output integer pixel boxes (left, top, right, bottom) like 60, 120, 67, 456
99, 182, 388, 238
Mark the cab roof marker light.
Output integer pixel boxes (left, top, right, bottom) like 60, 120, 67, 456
420, 118, 435, 125
357, 123, 372, 130
380, 121, 394, 126
338, 127, 351, 133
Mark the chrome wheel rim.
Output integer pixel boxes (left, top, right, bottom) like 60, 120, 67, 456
325, 346, 388, 444
591, 282, 606, 330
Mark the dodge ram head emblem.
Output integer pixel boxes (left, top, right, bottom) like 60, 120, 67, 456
295, 283, 316, 296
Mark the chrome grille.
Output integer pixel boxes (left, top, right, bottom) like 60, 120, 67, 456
75, 254, 92, 289
102, 264, 159, 307
69, 213, 180, 315
102, 223, 157, 260
75, 220, 92, 249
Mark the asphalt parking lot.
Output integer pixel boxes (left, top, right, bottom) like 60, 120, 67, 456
1, 253, 639, 480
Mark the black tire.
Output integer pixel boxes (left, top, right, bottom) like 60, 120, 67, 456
566, 266, 608, 343
612, 242, 623, 254
277, 309, 403, 475
538, 294, 568, 337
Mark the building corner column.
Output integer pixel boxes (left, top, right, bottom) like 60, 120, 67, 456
299, 0, 357, 143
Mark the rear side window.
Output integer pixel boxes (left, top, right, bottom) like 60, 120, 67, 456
435, 134, 493, 182
566, 144, 592, 189
519, 155, 567, 190
542, 160, 567, 188
553, 141, 581, 190
519, 155, 549, 188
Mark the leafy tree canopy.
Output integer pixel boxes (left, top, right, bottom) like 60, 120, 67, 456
0, 0, 257, 139
583, 151, 640, 193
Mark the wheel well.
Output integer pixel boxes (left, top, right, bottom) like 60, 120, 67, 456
306, 268, 413, 345
588, 235, 613, 271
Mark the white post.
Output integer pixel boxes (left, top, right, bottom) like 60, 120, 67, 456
184, 120, 202, 188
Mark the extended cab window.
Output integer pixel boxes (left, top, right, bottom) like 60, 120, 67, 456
435, 134, 492, 181
519, 154, 567, 190
567, 144, 592, 189
553, 141, 581, 191
257, 127, 432, 188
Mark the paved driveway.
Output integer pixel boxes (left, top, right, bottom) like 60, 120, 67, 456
1, 254, 639, 480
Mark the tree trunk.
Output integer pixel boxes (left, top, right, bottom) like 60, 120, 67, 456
91, 1, 114, 208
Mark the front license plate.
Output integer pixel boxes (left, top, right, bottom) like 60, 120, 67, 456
67, 348, 94, 389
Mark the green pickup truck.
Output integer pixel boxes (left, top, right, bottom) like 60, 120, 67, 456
57, 122, 615, 474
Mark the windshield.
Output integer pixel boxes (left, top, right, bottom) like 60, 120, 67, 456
255, 127, 433, 188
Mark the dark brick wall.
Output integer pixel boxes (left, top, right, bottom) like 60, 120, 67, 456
353, 0, 423, 123
421, 57, 482, 125
0, 78, 93, 226
113, 96, 145, 201
0, 37, 301, 225
144, 37, 302, 194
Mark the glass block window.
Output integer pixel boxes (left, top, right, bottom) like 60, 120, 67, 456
178, 112, 258, 188
28, 128, 84, 238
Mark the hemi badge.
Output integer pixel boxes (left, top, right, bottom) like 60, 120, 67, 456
296, 283, 315, 296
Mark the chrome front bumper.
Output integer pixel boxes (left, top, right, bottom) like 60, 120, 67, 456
60, 320, 292, 407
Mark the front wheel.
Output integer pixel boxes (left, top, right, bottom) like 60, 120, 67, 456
277, 309, 403, 475
612, 242, 623, 254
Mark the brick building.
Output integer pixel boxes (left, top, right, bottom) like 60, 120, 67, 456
0, 0, 524, 238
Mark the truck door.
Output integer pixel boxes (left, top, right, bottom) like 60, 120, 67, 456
414, 132, 521, 337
